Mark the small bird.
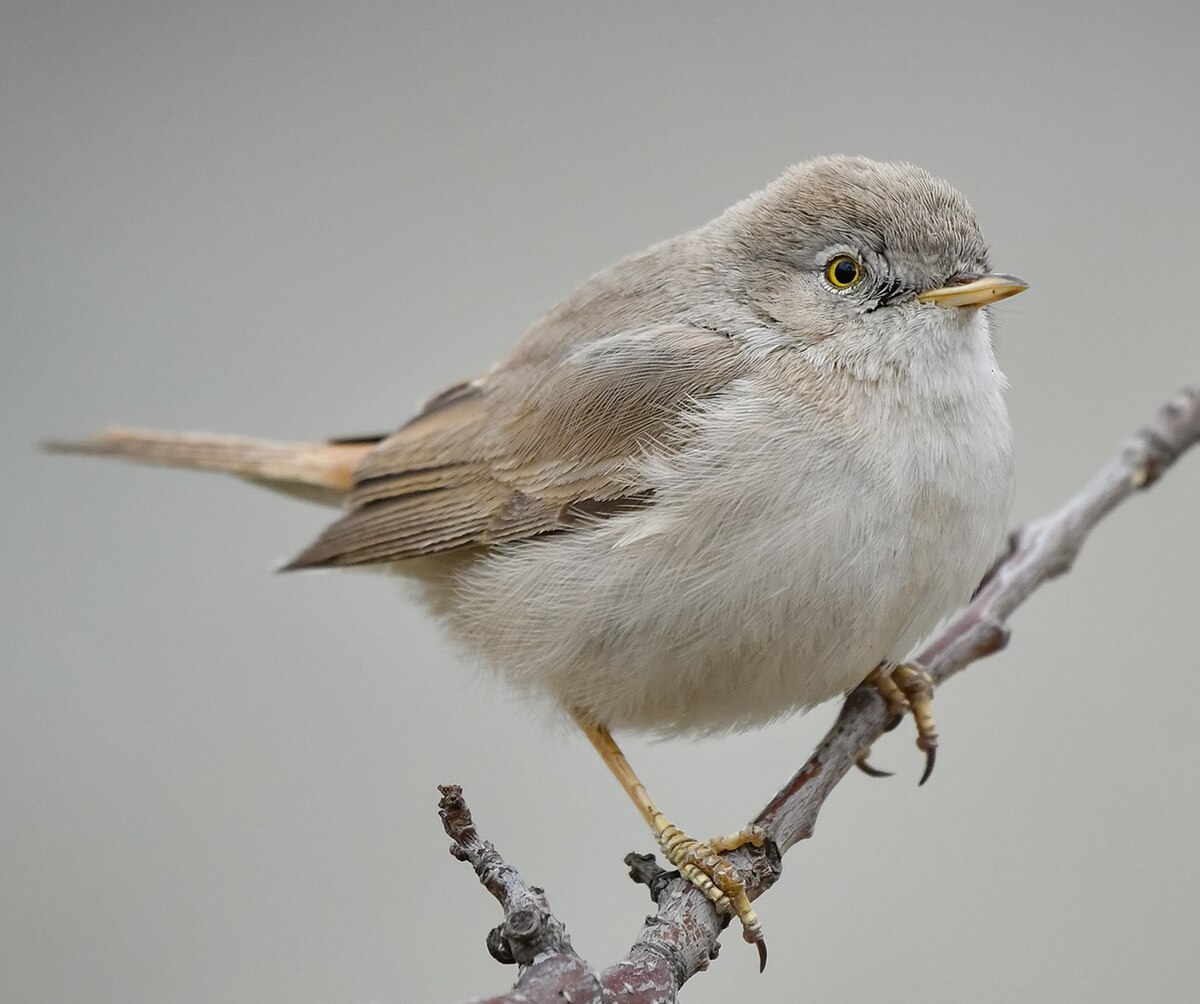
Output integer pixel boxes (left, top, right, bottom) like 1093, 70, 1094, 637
49, 156, 1026, 965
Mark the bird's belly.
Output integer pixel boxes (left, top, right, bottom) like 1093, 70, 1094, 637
421, 424, 1007, 736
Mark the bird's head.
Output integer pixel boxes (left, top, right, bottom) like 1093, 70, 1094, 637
709, 156, 1027, 371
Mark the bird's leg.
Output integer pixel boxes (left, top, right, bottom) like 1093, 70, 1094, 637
571, 709, 768, 969
855, 661, 940, 784
866, 663, 910, 725
854, 664, 906, 778
893, 662, 938, 783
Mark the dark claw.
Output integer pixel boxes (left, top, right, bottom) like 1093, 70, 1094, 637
918, 745, 937, 786
855, 756, 894, 779
754, 936, 768, 972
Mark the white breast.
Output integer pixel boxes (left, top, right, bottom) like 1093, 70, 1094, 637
426, 311, 1013, 736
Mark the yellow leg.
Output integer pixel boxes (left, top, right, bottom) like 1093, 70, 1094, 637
893, 662, 938, 784
571, 709, 768, 969
855, 662, 940, 784
866, 663, 910, 722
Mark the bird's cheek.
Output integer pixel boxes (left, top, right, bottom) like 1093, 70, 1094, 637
754, 285, 843, 346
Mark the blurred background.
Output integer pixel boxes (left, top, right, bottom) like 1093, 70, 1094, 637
4, 2, 1199, 1001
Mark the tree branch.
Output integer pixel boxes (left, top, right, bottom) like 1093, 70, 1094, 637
437, 785, 602, 1002
440, 385, 1200, 1003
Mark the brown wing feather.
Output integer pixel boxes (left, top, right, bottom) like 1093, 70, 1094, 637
284, 327, 747, 568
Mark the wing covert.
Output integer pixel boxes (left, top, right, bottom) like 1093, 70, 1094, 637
284, 326, 747, 568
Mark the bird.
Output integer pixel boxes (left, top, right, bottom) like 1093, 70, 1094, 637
48, 155, 1026, 966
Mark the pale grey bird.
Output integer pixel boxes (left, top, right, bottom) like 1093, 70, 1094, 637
49, 155, 1027, 964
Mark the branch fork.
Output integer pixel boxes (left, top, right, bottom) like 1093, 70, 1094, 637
436, 386, 1200, 1003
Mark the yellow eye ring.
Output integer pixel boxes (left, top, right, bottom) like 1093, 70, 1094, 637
825, 254, 864, 289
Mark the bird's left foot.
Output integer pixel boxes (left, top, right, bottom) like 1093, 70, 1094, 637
855, 661, 939, 784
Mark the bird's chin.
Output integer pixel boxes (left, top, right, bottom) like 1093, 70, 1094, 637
918, 300, 995, 352
814, 301, 997, 391
888, 295, 991, 342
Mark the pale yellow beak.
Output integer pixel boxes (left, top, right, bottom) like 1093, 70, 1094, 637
918, 273, 1028, 308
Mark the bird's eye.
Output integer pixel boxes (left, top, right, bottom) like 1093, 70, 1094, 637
825, 254, 864, 289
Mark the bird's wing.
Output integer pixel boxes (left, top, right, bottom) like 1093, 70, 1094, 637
284, 326, 749, 568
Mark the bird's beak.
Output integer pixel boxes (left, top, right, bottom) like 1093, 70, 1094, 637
918, 273, 1028, 308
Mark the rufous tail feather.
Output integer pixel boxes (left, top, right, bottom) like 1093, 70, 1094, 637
43, 428, 377, 507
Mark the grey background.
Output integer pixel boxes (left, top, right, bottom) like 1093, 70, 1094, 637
4, 2, 1199, 1002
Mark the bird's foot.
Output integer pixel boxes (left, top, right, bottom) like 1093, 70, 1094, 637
570, 711, 770, 967
855, 661, 939, 784
656, 820, 768, 969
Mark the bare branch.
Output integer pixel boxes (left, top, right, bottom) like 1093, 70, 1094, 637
443, 385, 1200, 1003
437, 785, 602, 1002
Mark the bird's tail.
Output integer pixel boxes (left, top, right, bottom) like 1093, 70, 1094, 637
43, 428, 379, 507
